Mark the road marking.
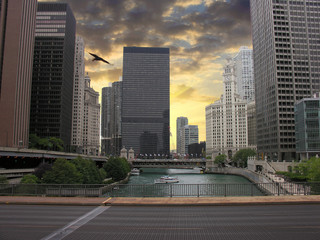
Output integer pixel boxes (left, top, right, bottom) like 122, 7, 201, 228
41, 206, 109, 240
102, 197, 112, 205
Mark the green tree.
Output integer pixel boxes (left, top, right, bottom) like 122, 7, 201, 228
42, 158, 82, 184
34, 162, 52, 180
214, 154, 227, 167
232, 149, 256, 168
49, 137, 64, 151
71, 156, 102, 184
297, 157, 320, 181
29, 134, 41, 149
103, 157, 130, 181
21, 174, 39, 184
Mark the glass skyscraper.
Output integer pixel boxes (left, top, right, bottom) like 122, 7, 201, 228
250, 0, 320, 160
122, 47, 170, 156
30, 3, 76, 151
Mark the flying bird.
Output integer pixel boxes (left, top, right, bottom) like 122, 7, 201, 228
89, 52, 111, 64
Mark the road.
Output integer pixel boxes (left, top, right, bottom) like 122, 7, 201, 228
1, 204, 320, 240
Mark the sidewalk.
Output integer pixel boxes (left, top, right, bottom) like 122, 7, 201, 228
1, 195, 320, 206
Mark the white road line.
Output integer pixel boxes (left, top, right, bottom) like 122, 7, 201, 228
41, 206, 109, 240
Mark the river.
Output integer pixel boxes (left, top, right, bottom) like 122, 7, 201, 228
107, 168, 265, 197
128, 168, 253, 185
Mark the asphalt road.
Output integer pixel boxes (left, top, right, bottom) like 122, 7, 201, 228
1, 204, 320, 240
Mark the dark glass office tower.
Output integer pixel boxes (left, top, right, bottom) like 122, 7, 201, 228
122, 47, 170, 156
30, 3, 76, 151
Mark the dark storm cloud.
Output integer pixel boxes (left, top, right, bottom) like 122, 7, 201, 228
41, 0, 251, 63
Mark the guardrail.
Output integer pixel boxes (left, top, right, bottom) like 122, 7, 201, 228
0, 182, 319, 197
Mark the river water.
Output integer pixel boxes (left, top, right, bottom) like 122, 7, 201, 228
107, 168, 265, 197
128, 168, 252, 185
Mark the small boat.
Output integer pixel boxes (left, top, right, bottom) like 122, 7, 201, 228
130, 168, 140, 176
154, 176, 179, 184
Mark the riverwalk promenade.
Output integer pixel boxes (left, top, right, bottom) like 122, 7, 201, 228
1, 195, 320, 206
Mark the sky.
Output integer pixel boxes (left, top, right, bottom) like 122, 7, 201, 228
39, 0, 252, 151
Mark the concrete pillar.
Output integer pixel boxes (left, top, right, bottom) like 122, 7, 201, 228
128, 148, 134, 161
120, 147, 128, 159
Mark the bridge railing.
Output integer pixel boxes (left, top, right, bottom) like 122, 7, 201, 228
0, 182, 319, 197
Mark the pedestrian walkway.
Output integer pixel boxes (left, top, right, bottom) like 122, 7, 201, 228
1, 195, 320, 206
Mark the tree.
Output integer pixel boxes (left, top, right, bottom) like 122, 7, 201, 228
42, 158, 82, 184
49, 137, 64, 151
34, 162, 52, 180
29, 134, 41, 149
21, 174, 39, 184
297, 157, 320, 182
103, 157, 130, 181
71, 156, 102, 184
29, 134, 64, 151
214, 154, 227, 167
232, 149, 256, 168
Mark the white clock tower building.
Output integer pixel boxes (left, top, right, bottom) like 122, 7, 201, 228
206, 59, 248, 159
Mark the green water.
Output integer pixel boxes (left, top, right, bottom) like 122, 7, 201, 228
128, 168, 252, 185
106, 168, 265, 197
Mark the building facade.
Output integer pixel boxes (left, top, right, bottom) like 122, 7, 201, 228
176, 117, 188, 154
30, 3, 76, 151
110, 81, 122, 156
250, 0, 320, 160
71, 36, 85, 153
101, 86, 112, 155
101, 81, 122, 156
83, 74, 100, 155
0, 0, 37, 148
295, 97, 320, 160
247, 101, 257, 147
181, 125, 199, 155
233, 46, 255, 102
122, 47, 170, 156
206, 59, 248, 159
188, 141, 206, 157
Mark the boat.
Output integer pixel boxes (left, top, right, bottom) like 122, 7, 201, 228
154, 176, 179, 184
130, 168, 140, 176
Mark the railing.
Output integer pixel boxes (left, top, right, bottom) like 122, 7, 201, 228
0, 182, 319, 197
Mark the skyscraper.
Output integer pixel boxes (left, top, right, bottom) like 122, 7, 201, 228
71, 36, 85, 153
176, 117, 188, 154
233, 46, 254, 102
250, 0, 320, 160
83, 74, 100, 155
0, 0, 37, 148
110, 81, 122, 155
30, 3, 76, 151
206, 59, 247, 159
101, 80, 122, 156
101, 86, 112, 155
122, 47, 170, 156
181, 125, 199, 155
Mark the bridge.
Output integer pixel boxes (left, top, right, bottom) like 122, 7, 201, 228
130, 158, 207, 169
0, 147, 107, 162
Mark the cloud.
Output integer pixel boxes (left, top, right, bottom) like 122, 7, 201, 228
38, 0, 252, 144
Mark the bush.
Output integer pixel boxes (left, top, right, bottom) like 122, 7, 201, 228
21, 174, 39, 184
